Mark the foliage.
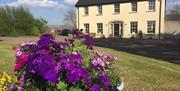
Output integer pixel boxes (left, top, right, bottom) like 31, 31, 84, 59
138, 30, 143, 39
169, 3, 180, 14
0, 72, 13, 91
11, 29, 120, 91
0, 6, 49, 37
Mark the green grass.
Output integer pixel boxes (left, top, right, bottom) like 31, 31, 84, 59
0, 37, 180, 91
95, 47, 180, 91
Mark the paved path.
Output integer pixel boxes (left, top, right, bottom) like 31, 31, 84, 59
94, 38, 180, 64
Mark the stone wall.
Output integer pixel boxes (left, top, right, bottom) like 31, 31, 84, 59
164, 21, 180, 40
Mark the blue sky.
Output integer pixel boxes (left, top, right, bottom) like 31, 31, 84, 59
0, 0, 179, 25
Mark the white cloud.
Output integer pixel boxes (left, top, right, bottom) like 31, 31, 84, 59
64, 0, 78, 5
1, 0, 65, 9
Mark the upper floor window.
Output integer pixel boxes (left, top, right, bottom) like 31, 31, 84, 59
97, 23, 103, 34
148, 0, 155, 11
97, 5, 102, 15
84, 23, 90, 33
147, 21, 156, 33
130, 22, 138, 33
131, 2, 137, 12
84, 7, 89, 15
114, 4, 120, 13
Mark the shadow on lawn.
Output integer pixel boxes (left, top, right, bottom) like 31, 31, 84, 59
94, 38, 180, 64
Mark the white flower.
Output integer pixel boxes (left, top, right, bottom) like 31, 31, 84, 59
16, 51, 22, 56
27, 41, 36, 45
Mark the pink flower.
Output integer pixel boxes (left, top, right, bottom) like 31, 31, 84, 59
91, 58, 105, 67
19, 76, 25, 86
17, 86, 23, 91
14, 54, 29, 72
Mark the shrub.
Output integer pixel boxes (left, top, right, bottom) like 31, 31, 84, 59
138, 30, 143, 39
0, 6, 49, 36
31, 26, 40, 36
11, 29, 120, 91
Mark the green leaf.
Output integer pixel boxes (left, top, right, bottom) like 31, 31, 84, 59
57, 81, 67, 90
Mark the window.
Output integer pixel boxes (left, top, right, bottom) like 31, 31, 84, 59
131, 2, 137, 12
148, 0, 155, 11
114, 4, 120, 13
84, 23, 89, 33
84, 7, 89, 15
97, 5, 102, 15
97, 23, 103, 34
147, 21, 156, 33
130, 22, 138, 33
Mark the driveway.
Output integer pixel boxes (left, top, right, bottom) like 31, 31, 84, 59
94, 38, 180, 64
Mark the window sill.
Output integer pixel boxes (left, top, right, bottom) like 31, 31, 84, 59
147, 10, 156, 12
96, 14, 102, 16
113, 13, 120, 15
146, 33, 155, 35
129, 11, 137, 13
83, 15, 89, 17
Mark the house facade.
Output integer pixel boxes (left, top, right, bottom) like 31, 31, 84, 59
75, 0, 166, 38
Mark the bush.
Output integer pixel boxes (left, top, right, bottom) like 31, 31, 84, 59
138, 30, 143, 39
11, 29, 120, 91
31, 26, 40, 36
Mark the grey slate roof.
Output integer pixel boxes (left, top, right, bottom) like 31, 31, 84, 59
75, 0, 146, 7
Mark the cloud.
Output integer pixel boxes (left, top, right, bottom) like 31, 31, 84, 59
1, 0, 65, 9
64, 0, 78, 5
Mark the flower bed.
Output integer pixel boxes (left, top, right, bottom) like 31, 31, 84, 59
11, 29, 120, 91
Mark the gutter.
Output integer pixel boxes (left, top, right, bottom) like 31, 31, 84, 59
158, 0, 162, 39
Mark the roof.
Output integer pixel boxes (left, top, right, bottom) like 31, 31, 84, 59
75, 0, 146, 7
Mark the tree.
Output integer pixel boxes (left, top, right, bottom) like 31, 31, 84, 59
0, 6, 49, 36
169, 4, 180, 14
63, 9, 76, 28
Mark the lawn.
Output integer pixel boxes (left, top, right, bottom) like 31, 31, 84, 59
0, 36, 180, 91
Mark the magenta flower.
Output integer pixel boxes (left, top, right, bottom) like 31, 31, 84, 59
14, 54, 29, 72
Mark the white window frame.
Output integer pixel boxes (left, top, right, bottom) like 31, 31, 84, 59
84, 23, 90, 33
148, 0, 155, 11
130, 22, 138, 33
114, 3, 120, 13
97, 5, 102, 15
97, 23, 103, 34
147, 21, 156, 34
84, 7, 89, 15
131, 1, 137, 12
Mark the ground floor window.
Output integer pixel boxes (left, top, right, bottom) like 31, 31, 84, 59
84, 23, 89, 33
147, 21, 156, 33
130, 22, 138, 33
97, 23, 103, 34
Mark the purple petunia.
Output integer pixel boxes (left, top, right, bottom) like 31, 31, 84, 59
27, 54, 59, 84
84, 35, 94, 49
69, 53, 83, 64
38, 34, 54, 48
99, 74, 110, 87
90, 84, 101, 91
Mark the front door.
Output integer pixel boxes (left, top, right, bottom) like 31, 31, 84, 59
114, 23, 119, 37
113, 23, 123, 37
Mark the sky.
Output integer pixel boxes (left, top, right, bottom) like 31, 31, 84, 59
0, 0, 179, 25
